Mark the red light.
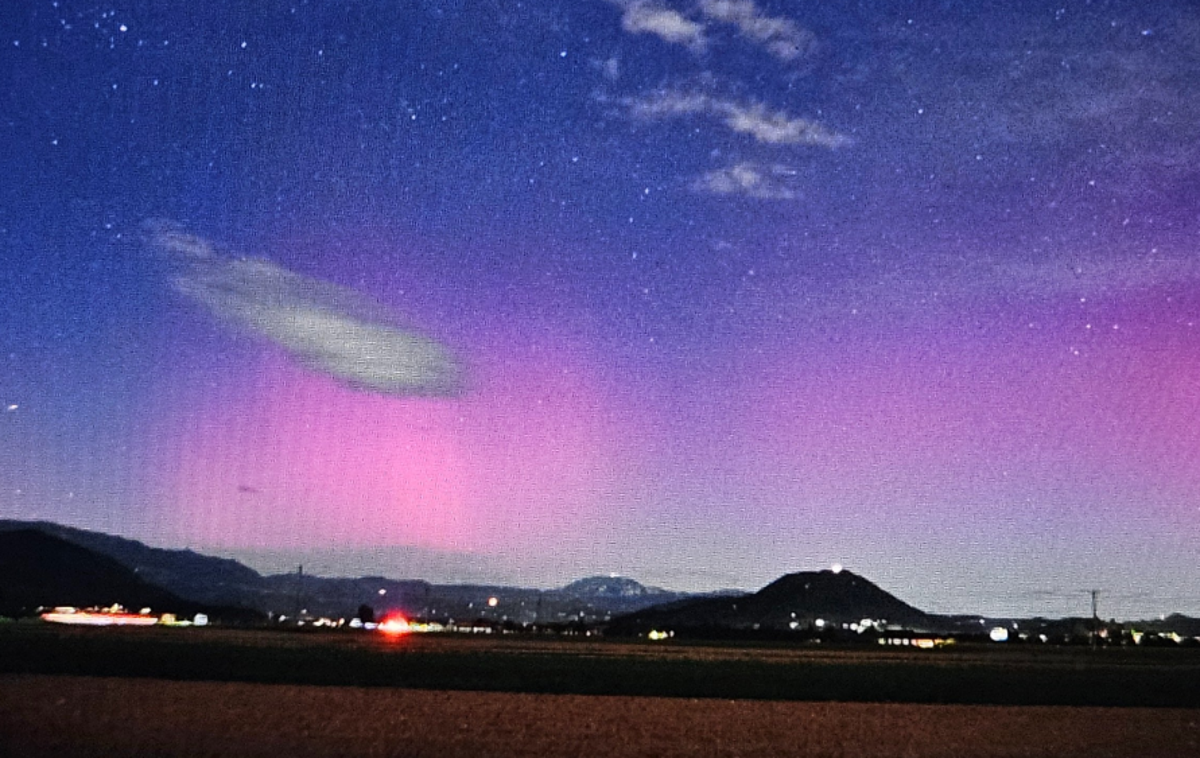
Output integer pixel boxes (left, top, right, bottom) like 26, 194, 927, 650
378, 616, 411, 636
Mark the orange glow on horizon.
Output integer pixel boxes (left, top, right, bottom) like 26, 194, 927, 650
41, 609, 159, 626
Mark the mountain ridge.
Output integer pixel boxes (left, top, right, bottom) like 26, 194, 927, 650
0, 528, 261, 622
5, 520, 1195, 638
0, 520, 699, 622
605, 568, 934, 636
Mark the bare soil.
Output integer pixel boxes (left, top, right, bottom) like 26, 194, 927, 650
2, 674, 1197, 758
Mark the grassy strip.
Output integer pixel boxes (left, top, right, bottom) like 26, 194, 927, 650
2, 624, 1198, 707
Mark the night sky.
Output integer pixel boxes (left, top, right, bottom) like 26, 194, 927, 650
3, 0, 1199, 619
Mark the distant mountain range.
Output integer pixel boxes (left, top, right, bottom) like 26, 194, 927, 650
0, 520, 699, 623
2, 520, 1196, 641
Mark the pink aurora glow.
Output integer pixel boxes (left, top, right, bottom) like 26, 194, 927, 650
153, 340, 644, 553
738, 316, 1200, 539
145, 248, 1200, 573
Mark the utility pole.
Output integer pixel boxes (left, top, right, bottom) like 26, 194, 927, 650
1089, 589, 1100, 649
295, 564, 304, 622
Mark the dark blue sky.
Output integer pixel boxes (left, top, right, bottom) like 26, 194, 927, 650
3, 0, 1199, 618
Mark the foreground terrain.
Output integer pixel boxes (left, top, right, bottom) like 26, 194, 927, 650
2, 624, 1199, 756
2, 623, 1199, 706
2, 674, 1197, 758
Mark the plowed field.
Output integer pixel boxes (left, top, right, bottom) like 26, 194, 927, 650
3, 674, 1198, 757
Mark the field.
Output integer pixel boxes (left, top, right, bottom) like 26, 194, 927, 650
4, 674, 1198, 758
3, 623, 1199, 706
2, 623, 1199, 756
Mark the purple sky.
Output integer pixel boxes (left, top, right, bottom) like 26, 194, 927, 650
2, 0, 1198, 618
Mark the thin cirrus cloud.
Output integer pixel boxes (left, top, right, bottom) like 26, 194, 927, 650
617, 1, 707, 50
697, 0, 816, 61
693, 162, 799, 200
625, 90, 851, 148
143, 221, 464, 397
608, 0, 813, 62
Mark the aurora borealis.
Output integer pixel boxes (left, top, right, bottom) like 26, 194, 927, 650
2, 0, 1198, 618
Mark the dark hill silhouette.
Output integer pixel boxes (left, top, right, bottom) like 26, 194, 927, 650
0, 529, 259, 622
0, 519, 263, 608
0, 522, 968, 631
0, 521, 702, 622
0, 528, 178, 613
606, 569, 932, 637
748, 570, 929, 627
3, 522, 1195, 636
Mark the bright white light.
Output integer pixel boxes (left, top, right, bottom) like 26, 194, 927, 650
831, 563, 843, 574
989, 627, 1009, 642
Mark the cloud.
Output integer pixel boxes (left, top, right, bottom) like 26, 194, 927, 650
625, 90, 851, 148
721, 102, 851, 147
612, 1, 706, 50
144, 221, 464, 397
698, 0, 815, 61
623, 90, 710, 118
693, 162, 799, 199
608, 0, 815, 62
603, 3, 834, 202
872, 9, 1200, 198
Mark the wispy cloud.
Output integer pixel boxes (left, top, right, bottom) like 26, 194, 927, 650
144, 221, 464, 397
611, 1, 707, 50
604, 2, 837, 202
625, 90, 851, 148
623, 90, 710, 118
722, 102, 851, 147
608, 0, 815, 62
698, 0, 815, 61
693, 162, 799, 199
